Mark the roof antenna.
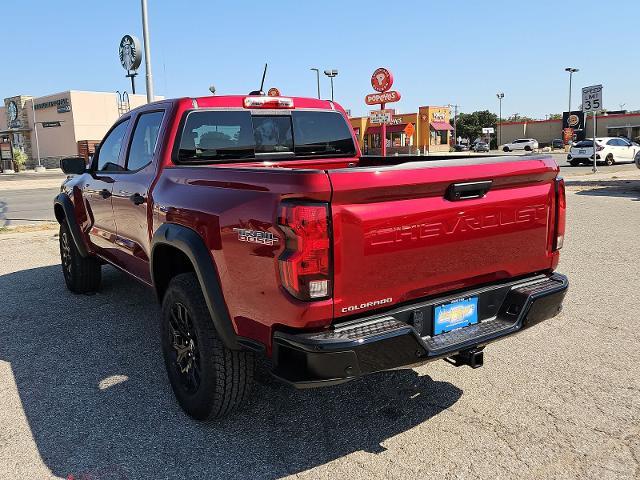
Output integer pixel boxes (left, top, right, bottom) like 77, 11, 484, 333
249, 63, 268, 95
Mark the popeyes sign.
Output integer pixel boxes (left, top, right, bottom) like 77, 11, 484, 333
366, 91, 401, 105
365, 67, 401, 105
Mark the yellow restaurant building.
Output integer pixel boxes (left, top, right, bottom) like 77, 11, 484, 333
350, 105, 453, 155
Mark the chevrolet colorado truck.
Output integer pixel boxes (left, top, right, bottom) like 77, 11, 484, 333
55, 94, 568, 420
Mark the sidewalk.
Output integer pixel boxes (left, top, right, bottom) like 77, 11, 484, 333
0, 168, 66, 191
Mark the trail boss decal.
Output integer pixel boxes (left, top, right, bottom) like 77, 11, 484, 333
233, 228, 278, 246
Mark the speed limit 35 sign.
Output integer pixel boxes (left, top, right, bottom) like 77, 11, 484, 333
582, 84, 602, 112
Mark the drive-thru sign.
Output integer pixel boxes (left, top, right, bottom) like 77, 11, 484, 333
582, 84, 603, 173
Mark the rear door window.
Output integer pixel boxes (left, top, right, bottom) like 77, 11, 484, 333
127, 111, 165, 171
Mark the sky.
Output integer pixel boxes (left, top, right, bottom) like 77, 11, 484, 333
2, 0, 638, 119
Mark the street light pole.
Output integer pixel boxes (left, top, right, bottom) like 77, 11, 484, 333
565, 67, 579, 113
310, 68, 320, 99
496, 92, 504, 146
323, 69, 338, 102
141, 0, 154, 102
31, 99, 43, 171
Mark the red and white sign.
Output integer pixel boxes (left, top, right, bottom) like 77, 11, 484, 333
267, 87, 281, 97
365, 90, 401, 105
371, 67, 393, 92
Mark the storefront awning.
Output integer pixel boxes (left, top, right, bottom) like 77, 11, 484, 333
365, 124, 407, 135
430, 121, 453, 131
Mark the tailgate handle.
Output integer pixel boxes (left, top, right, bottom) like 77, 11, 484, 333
446, 181, 492, 201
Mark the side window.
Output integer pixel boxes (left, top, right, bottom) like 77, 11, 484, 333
127, 111, 165, 171
97, 120, 130, 171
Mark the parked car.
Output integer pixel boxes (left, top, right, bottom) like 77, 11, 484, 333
473, 142, 490, 152
567, 137, 640, 166
54, 94, 568, 421
635, 149, 640, 169
454, 143, 469, 151
551, 139, 564, 150
502, 138, 539, 152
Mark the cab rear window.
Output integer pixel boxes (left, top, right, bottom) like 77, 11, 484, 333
176, 110, 356, 163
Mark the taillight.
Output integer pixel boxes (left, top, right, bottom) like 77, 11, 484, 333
553, 177, 566, 251
278, 202, 331, 300
243, 96, 294, 109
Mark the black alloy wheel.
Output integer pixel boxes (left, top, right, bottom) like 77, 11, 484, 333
167, 302, 202, 394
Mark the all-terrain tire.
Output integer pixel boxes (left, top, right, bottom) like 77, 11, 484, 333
59, 222, 101, 293
161, 273, 255, 420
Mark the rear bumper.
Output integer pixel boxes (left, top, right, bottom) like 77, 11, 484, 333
272, 273, 568, 388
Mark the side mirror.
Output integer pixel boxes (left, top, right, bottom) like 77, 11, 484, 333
60, 156, 87, 175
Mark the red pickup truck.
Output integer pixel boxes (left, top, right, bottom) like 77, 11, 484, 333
55, 94, 568, 421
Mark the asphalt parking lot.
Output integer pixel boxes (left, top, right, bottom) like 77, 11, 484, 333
0, 172, 639, 479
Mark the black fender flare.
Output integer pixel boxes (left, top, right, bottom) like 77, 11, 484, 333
53, 193, 90, 258
151, 223, 240, 350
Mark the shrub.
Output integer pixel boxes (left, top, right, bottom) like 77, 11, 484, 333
12, 148, 28, 172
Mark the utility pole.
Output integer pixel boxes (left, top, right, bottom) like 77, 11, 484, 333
448, 104, 460, 144
310, 68, 320, 99
31, 99, 44, 172
141, 0, 154, 102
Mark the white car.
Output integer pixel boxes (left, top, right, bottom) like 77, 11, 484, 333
502, 138, 539, 152
568, 137, 640, 166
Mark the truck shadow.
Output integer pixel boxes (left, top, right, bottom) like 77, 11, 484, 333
566, 179, 640, 201
0, 265, 462, 480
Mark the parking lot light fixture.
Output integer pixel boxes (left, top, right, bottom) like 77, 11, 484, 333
323, 69, 338, 102
565, 67, 579, 113
496, 92, 504, 146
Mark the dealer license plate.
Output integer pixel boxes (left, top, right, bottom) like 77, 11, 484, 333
434, 297, 479, 335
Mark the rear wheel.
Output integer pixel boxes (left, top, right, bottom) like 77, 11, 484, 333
524, 145, 532, 152
605, 154, 615, 166
59, 222, 101, 293
161, 273, 254, 420
503, 146, 510, 152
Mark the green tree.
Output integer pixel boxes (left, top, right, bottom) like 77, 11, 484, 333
548, 113, 562, 120
454, 110, 498, 143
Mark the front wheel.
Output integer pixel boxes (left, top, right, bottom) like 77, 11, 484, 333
161, 273, 255, 420
524, 145, 532, 151
503, 146, 510, 152
59, 222, 101, 293
605, 154, 615, 166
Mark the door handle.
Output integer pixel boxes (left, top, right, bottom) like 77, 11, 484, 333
129, 193, 146, 205
445, 181, 493, 201
99, 189, 112, 199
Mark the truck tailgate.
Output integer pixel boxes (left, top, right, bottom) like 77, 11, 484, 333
328, 156, 559, 318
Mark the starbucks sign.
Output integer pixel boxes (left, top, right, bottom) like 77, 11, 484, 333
119, 35, 142, 72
